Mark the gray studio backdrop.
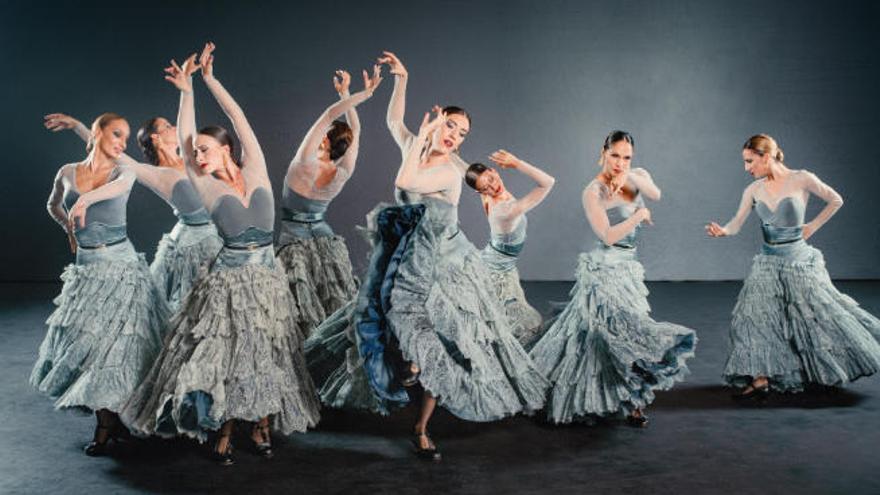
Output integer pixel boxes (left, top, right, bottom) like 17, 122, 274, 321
2, 0, 878, 282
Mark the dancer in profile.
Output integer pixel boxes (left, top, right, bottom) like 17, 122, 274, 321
122, 44, 349, 465
706, 133, 880, 399
463, 149, 554, 348
32, 113, 169, 456
530, 130, 696, 427
276, 66, 381, 333
312, 51, 547, 462
44, 112, 222, 311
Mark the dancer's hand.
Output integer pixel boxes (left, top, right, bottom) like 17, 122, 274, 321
609, 169, 629, 195
637, 207, 653, 226
333, 69, 351, 96
417, 106, 446, 140
164, 56, 194, 92
68, 197, 88, 230
44, 113, 80, 132
802, 223, 814, 240
377, 51, 407, 78
358, 64, 383, 96
199, 41, 215, 79
704, 222, 728, 237
489, 149, 522, 169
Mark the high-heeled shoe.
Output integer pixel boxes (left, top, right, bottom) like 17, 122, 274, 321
411, 431, 441, 462
252, 423, 274, 459
83, 425, 111, 457
626, 413, 649, 428
212, 433, 234, 466
400, 362, 421, 388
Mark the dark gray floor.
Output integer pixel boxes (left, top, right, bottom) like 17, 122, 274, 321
2, 281, 879, 495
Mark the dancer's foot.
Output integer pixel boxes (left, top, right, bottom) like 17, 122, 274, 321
401, 362, 421, 387
733, 377, 770, 401
411, 429, 441, 462
83, 424, 112, 457
212, 432, 234, 466
626, 409, 649, 428
251, 421, 274, 459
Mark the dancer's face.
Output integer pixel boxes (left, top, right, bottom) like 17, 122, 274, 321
602, 140, 633, 176
95, 119, 130, 159
152, 117, 178, 148
742, 149, 770, 178
475, 168, 504, 197
193, 134, 231, 175
432, 113, 469, 154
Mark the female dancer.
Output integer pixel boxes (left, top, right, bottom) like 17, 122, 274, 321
276, 66, 381, 332
529, 130, 696, 427
122, 44, 345, 464
464, 150, 555, 348
44, 113, 223, 311
32, 113, 169, 456
706, 133, 880, 398
315, 51, 548, 461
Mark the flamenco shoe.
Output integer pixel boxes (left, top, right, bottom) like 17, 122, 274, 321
401, 363, 421, 388
732, 384, 770, 401
212, 434, 235, 466
626, 412, 649, 428
411, 431, 442, 462
252, 423, 274, 459
83, 425, 112, 457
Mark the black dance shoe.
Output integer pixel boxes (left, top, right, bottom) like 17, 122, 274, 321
400, 363, 421, 388
626, 412, 649, 428
83, 425, 111, 457
732, 384, 770, 401
252, 424, 274, 459
411, 432, 442, 462
212, 436, 235, 466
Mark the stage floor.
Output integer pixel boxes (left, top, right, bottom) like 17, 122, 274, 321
2, 281, 879, 495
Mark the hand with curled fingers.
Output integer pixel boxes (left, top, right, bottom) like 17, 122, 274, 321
198, 41, 215, 79
334, 70, 352, 97
164, 53, 199, 92
44, 113, 81, 132
704, 222, 728, 237
377, 51, 407, 78
416, 105, 446, 140
489, 149, 522, 169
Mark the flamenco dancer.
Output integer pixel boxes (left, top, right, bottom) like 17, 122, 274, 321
706, 133, 880, 399
32, 113, 170, 455
44, 112, 223, 312
529, 130, 696, 427
464, 149, 555, 348
309, 51, 548, 462
121, 44, 326, 465
276, 66, 382, 333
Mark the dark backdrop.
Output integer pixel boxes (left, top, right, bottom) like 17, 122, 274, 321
2, 0, 878, 281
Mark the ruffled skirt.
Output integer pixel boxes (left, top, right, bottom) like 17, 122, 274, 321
120, 246, 320, 441
485, 263, 543, 349
529, 246, 696, 423
276, 234, 358, 336
150, 221, 223, 312
30, 241, 170, 412
724, 241, 880, 391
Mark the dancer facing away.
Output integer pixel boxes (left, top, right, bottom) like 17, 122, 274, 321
313, 51, 549, 462
464, 150, 555, 348
32, 113, 170, 456
121, 44, 340, 465
276, 66, 382, 333
529, 130, 696, 427
44, 113, 223, 312
706, 133, 880, 399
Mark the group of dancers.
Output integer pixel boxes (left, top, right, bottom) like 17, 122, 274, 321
32, 43, 880, 465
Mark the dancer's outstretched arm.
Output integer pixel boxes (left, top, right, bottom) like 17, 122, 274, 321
583, 183, 651, 246
489, 149, 555, 216
706, 183, 756, 237
66, 167, 136, 229
379, 51, 413, 149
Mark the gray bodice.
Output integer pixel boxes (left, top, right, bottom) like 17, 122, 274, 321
606, 202, 641, 249
489, 214, 527, 257
170, 180, 211, 225
755, 196, 804, 245
211, 186, 274, 248
278, 185, 334, 242
63, 181, 128, 248
395, 188, 460, 237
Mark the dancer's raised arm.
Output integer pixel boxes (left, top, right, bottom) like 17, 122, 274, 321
394, 108, 459, 194
379, 51, 413, 149
628, 167, 661, 201
488, 149, 555, 217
